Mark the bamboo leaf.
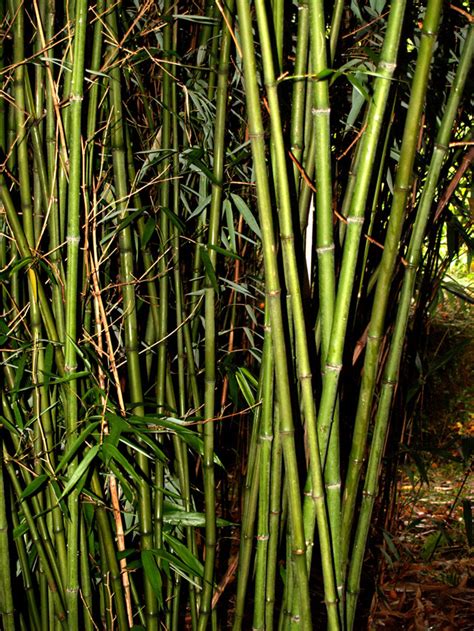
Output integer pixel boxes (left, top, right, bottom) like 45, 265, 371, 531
141, 550, 163, 607
21, 474, 48, 499
149, 548, 202, 587
163, 508, 233, 527
101, 442, 142, 486
55, 421, 101, 473
200, 247, 219, 293
208, 244, 242, 261
231, 194, 261, 238
141, 217, 156, 248
58, 445, 100, 500
164, 532, 204, 577
235, 367, 257, 406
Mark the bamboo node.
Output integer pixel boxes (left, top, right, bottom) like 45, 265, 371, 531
316, 244, 335, 254
266, 289, 281, 298
326, 482, 341, 490
324, 598, 339, 606
346, 216, 364, 225
66, 235, 81, 244
260, 434, 273, 442
367, 333, 383, 341
363, 490, 375, 498
311, 107, 330, 115
325, 362, 342, 372
290, 614, 301, 623
70, 94, 84, 103
293, 548, 305, 556
248, 131, 265, 140
299, 372, 312, 380
256, 534, 269, 541
378, 60, 396, 72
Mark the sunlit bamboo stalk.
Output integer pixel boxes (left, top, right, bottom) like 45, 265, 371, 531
235, 0, 313, 624
342, 3, 443, 607
346, 22, 473, 629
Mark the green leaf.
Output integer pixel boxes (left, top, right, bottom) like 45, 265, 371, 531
13, 522, 29, 539
200, 248, 219, 293
149, 548, 203, 587
185, 148, 218, 184
231, 194, 261, 239
224, 198, 236, 251
235, 368, 257, 407
119, 435, 167, 463
141, 550, 163, 607
141, 217, 156, 248
21, 474, 48, 499
345, 72, 370, 102
164, 533, 204, 578
0, 415, 21, 436
101, 443, 142, 486
163, 508, 233, 528
13, 354, 27, 394
208, 244, 242, 261
56, 421, 101, 473
161, 206, 186, 233
58, 445, 100, 501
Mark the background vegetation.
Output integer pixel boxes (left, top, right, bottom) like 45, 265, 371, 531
0, 1, 472, 629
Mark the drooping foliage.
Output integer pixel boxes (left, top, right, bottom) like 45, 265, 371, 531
0, 1, 472, 630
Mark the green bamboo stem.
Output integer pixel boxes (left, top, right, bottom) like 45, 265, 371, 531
355, 98, 396, 303
253, 0, 339, 625
232, 442, 261, 630
306, 1, 342, 615
345, 22, 473, 629
290, 0, 310, 189
198, 3, 234, 626
9, 496, 41, 631
341, 1, 443, 601
105, 3, 156, 628
265, 402, 282, 631
42, 0, 66, 342
3, 449, 67, 625
79, 518, 94, 631
0, 440, 15, 631
316, 0, 406, 466
236, 0, 313, 624
0, 0, 5, 152
308, 0, 336, 363
271, 0, 284, 68
8, 0, 33, 247
252, 322, 274, 630
85, 0, 104, 185
89, 471, 130, 630
62, 1, 88, 625
153, 6, 173, 604
329, 0, 345, 63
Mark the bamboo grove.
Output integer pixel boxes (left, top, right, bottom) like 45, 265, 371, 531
0, 1, 472, 629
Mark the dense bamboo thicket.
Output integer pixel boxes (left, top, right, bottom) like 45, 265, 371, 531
0, 1, 472, 630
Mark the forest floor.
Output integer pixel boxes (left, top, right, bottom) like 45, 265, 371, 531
369, 297, 474, 630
